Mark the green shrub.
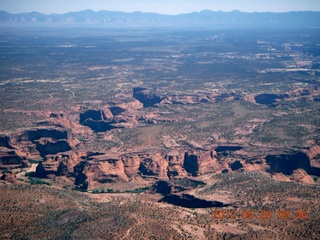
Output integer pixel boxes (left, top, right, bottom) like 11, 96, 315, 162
72, 187, 87, 192
28, 159, 42, 164
125, 186, 150, 193
76, 136, 84, 141
25, 171, 36, 177
29, 177, 51, 185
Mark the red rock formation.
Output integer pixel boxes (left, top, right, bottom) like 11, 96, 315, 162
166, 150, 188, 178
265, 152, 311, 175
17, 128, 69, 142
121, 154, 142, 179
290, 169, 315, 184
139, 152, 169, 178
183, 150, 219, 176
35, 138, 72, 157
73, 149, 221, 189
305, 144, 320, 160
36, 158, 60, 178
151, 180, 187, 195
0, 148, 28, 169
74, 148, 239, 189
0, 171, 18, 184
91, 159, 129, 183
36, 151, 85, 178
117, 99, 143, 110
0, 135, 13, 149
196, 150, 220, 175
74, 154, 129, 189
243, 94, 256, 103
245, 86, 320, 105
133, 88, 162, 107
272, 173, 291, 182
39, 117, 92, 136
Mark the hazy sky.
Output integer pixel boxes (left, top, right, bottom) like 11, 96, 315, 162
1, 0, 320, 14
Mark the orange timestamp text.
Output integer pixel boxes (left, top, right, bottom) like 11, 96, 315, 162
212, 209, 308, 220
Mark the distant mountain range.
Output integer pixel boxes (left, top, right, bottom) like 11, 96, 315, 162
0, 10, 319, 28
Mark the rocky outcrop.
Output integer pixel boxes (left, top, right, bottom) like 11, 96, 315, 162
116, 99, 144, 110
79, 109, 111, 123
0, 149, 28, 169
89, 159, 128, 183
254, 93, 289, 106
35, 139, 72, 157
121, 154, 143, 179
133, 87, 162, 107
72, 150, 219, 189
266, 152, 311, 175
151, 180, 187, 195
0, 151, 24, 165
248, 87, 320, 106
197, 150, 220, 175
183, 153, 199, 176
49, 112, 64, 118
166, 150, 188, 178
272, 173, 291, 182
151, 178, 206, 195
121, 152, 172, 180
74, 161, 89, 190
0, 136, 13, 149
305, 144, 320, 161
74, 155, 129, 189
183, 150, 219, 176
63, 143, 264, 189
19, 129, 69, 142
79, 109, 116, 132
272, 168, 316, 184
36, 159, 60, 178
290, 169, 315, 184
109, 106, 126, 116
215, 92, 236, 102
37, 116, 92, 136
2, 126, 81, 170
215, 146, 243, 159
35, 152, 84, 178
304, 144, 320, 176
139, 153, 169, 178
1, 129, 73, 170
0, 171, 18, 184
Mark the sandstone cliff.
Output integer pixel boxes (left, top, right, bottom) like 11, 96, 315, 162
35, 151, 86, 178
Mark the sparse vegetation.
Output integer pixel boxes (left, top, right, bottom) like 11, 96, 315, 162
125, 186, 150, 193
0, 26, 319, 239
25, 171, 36, 177
28, 177, 51, 185
28, 159, 42, 164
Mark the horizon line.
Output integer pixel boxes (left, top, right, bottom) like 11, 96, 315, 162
1, 9, 320, 16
